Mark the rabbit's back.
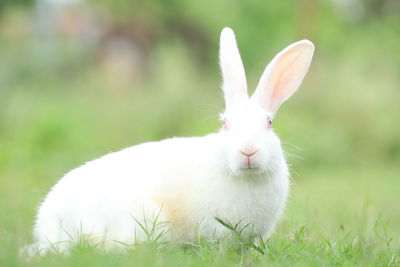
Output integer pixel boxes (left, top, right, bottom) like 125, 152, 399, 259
31, 135, 219, 252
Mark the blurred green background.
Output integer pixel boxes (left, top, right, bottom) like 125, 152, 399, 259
0, 0, 399, 263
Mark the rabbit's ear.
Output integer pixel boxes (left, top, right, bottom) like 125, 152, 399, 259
251, 40, 314, 116
219, 27, 248, 107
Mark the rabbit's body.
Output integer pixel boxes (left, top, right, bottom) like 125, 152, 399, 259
26, 27, 314, 256
32, 133, 288, 253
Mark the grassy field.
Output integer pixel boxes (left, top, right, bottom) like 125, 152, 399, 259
1, 5, 400, 266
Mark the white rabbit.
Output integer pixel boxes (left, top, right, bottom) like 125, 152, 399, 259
25, 27, 314, 256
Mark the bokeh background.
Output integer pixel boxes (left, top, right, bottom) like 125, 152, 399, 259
0, 0, 399, 260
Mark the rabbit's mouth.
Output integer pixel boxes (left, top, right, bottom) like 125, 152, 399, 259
236, 157, 267, 176
241, 156, 259, 169
239, 162, 261, 172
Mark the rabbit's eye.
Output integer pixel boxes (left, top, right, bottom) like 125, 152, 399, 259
222, 118, 228, 130
267, 118, 272, 128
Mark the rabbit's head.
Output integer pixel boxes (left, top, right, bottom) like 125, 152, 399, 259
217, 28, 314, 176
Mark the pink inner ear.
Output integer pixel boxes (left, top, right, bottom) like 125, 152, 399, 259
251, 40, 314, 115
268, 49, 305, 112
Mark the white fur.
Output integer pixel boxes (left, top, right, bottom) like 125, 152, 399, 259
24, 27, 314, 256
219, 27, 247, 106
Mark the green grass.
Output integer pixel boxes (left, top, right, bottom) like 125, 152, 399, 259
13, 220, 398, 267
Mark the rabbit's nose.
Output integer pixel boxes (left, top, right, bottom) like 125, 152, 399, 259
240, 147, 258, 157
